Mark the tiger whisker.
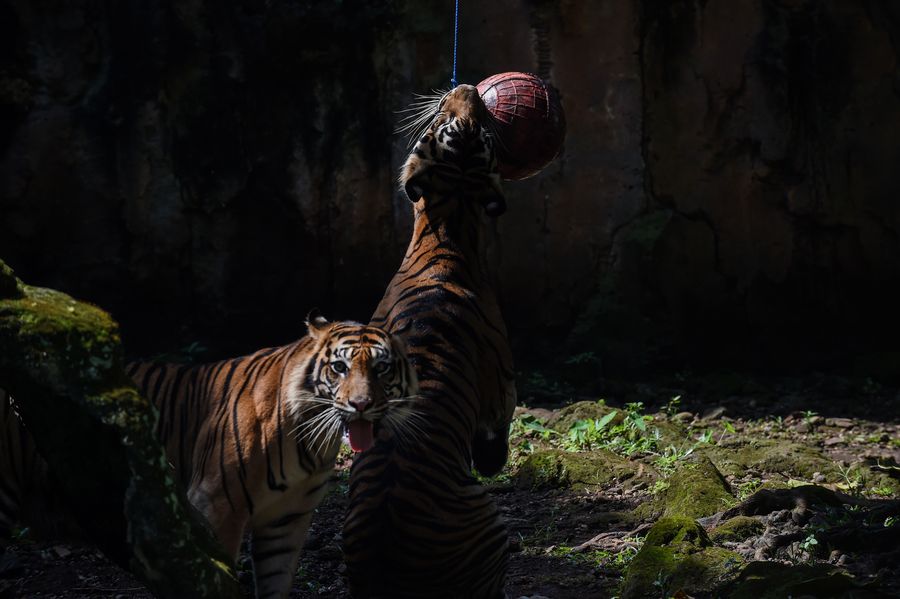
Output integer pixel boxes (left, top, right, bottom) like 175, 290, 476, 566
291, 408, 335, 439
309, 411, 341, 454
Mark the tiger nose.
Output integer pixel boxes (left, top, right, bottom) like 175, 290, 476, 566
349, 398, 370, 413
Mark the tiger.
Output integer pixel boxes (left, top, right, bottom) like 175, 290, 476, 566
2, 317, 418, 599
343, 83, 517, 598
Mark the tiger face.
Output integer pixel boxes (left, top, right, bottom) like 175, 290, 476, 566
290, 317, 418, 453
400, 84, 506, 216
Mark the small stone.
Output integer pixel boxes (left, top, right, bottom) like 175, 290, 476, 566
770, 510, 791, 523
701, 406, 727, 420
52, 545, 71, 558
829, 549, 841, 563
673, 411, 694, 423
837, 554, 850, 566
823, 436, 844, 447
825, 417, 854, 428
813, 472, 826, 483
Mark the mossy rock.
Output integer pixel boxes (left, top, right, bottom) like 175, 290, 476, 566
722, 561, 863, 599
633, 456, 734, 521
710, 516, 764, 543
644, 516, 711, 552
546, 400, 619, 432
701, 439, 836, 479
516, 448, 639, 490
662, 456, 734, 519
0, 263, 239, 598
622, 517, 745, 598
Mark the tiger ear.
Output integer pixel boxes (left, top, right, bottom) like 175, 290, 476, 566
305, 310, 330, 340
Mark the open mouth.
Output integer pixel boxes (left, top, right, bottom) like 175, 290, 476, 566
346, 418, 375, 452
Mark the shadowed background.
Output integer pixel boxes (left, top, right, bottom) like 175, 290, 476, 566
2, 0, 899, 377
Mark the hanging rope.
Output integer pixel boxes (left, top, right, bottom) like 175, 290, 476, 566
451, 0, 460, 88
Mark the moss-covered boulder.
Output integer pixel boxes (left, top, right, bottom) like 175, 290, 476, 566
516, 448, 642, 490
546, 400, 619, 432
633, 455, 734, 521
0, 259, 239, 598
622, 516, 745, 598
709, 516, 765, 543
663, 456, 734, 519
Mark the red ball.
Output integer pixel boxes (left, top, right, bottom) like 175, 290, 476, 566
476, 72, 566, 181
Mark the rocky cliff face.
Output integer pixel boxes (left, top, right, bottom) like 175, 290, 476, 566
1, 0, 898, 372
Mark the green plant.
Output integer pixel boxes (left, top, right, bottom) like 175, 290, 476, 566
836, 464, 867, 498
885, 516, 898, 528
798, 534, 818, 555
560, 402, 661, 457
653, 444, 696, 474
664, 395, 682, 416
803, 410, 819, 426
736, 479, 762, 500
870, 485, 894, 498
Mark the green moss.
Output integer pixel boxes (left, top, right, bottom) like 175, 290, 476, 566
621, 546, 676, 598
663, 457, 734, 519
622, 517, 744, 598
0, 285, 123, 388
644, 516, 711, 552
722, 561, 860, 598
710, 516, 764, 543
634, 456, 734, 521
516, 448, 638, 490
701, 439, 836, 479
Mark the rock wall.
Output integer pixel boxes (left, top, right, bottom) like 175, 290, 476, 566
1, 0, 898, 372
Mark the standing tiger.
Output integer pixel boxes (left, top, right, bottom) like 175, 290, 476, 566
3, 317, 417, 599
343, 84, 517, 598
126, 316, 417, 598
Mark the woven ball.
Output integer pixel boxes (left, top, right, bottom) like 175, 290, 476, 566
476, 72, 566, 181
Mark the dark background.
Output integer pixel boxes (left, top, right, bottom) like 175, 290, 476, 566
2, 0, 899, 378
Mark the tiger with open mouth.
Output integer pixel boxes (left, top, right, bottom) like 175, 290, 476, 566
0, 316, 414, 598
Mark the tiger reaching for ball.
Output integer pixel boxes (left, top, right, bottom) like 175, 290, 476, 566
122, 316, 418, 598
344, 84, 517, 597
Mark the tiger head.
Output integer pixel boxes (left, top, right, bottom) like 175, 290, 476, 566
289, 316, 419, 453
399, 84, 506, 217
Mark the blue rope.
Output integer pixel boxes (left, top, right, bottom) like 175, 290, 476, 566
451, 0, 459, 88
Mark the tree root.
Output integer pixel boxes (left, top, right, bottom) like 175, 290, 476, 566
571, 522, 654, 553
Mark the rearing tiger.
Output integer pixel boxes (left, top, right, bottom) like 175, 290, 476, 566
343, 84, 517, 598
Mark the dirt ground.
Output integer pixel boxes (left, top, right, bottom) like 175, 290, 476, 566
2, 372, 898, 598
